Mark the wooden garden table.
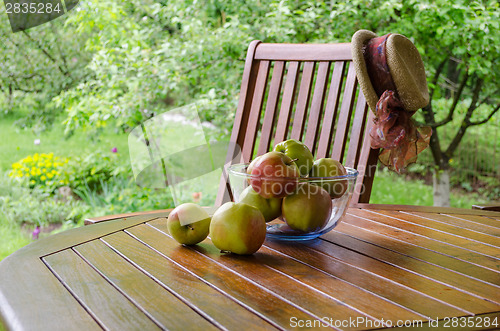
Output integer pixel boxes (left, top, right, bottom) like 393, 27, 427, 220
1, 204, 499, 330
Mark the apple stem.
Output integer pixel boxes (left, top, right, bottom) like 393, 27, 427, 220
187, 225, 194, 230
288, 158, 299, 165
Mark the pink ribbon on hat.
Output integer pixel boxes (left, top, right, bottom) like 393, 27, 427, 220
363, 34, 432, 173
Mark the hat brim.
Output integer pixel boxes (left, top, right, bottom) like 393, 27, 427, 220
351, 30, 380, 114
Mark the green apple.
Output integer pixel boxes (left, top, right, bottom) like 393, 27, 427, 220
167, 203, 211, 245
309, 158, 348, 198
282, 183, 332, 232
274, 139, 314, 176
250, 151, 299, 198
210, 202, 266, 255
239, 186, 282, 222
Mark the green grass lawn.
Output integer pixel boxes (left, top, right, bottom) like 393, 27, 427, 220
0, 116, 130, 171
0, 216, 31, 261
0, 115, 131, 260
370, 168, 489, 209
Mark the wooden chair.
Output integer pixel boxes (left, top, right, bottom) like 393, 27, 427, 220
86, 41, 380, 225
216, 40, 380, 206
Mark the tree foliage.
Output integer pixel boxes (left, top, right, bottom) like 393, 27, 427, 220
1, 0, 498, 167
0, 12, 90, 129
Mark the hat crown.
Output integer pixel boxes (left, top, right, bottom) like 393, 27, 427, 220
351, 30, 429, 113
386, 34, 429, 111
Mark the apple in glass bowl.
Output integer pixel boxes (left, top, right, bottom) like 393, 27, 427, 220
228, 163, 358, 241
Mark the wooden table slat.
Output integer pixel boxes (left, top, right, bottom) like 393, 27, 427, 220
343, 211, 500, 271
320, 230, 500, 305
0, 257, 100, 331
259, 240, 483, 319
147, 219, 426, 323
408, 211, 500, 236
73, 239, 219, 331
125, 222, 357, 330
102, 229, 284, 330
445, 213, 500, 228
373, 209, 500, 248
334, 220, 500, 285
268, 239, 500, 314
43, 250, 161, 330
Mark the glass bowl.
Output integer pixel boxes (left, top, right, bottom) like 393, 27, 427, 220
228, 163, 358, 241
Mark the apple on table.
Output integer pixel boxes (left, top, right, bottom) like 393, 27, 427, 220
167, 203, 211, 245
210, 202, 267, 255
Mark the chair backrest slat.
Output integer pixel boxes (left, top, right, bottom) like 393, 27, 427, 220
316, 61, 346, 158
353, 111, 379, 203
290, 61, 315, 140
257, 61, 285, 156
331, 64, 358, 162
254, 43, 352, 61
241, 60, 270, 161
274, 61, 300, 143
227, 41, 261, 156
345, 92, 369, 168
304, 61, 331, 152
217, 41, 379, 206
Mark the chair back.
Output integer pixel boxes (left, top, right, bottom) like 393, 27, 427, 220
217, 41, 379, 205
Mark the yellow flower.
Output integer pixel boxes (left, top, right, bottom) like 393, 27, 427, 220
33, 154, 39, 162
47, 173, 54, 179
19, 173, 24, 178
36, 169, 42, 176
30, 180, 36, 185
12, 162, 22, 169
40, 175, 46, 181
31, 169, 37, 176
42, 168, 47, 173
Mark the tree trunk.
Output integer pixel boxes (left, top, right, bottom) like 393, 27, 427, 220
433, 169, 450, 207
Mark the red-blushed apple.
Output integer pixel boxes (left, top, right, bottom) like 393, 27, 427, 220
167, 203, 211, 245
246, 155, 262, 175
274, 139, 314, 176
245, 155, 262, 185
282, 183, 332, 232
209, 202, 266, 255
250, 151, 299, 198
239, 186, 282, 222
309, 158, 348, 198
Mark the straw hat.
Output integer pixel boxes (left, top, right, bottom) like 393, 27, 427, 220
351, 30, 429, 113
